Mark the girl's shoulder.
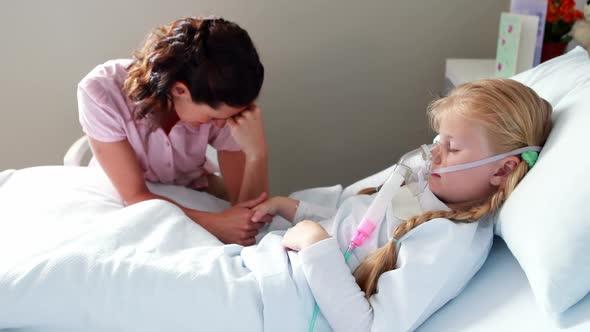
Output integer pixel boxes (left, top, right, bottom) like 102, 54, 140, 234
406, 214, 494, 261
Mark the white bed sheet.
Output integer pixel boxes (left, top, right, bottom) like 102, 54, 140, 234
417, 238, 590, 331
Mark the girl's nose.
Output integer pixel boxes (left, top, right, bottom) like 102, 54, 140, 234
431, 145, 442, 165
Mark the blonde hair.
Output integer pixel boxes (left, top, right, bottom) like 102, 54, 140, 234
354, 78, 553, 297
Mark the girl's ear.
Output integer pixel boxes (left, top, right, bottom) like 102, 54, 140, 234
490, 156, 520, 186
171, 82, 190, 99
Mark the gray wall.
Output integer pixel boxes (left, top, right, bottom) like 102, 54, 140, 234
0, 0, 509, 195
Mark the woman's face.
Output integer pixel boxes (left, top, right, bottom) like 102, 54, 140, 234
171, 82, 250, 128
429, 112, 502, 205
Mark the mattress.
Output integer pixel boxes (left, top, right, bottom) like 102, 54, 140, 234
417, 238, 590, 331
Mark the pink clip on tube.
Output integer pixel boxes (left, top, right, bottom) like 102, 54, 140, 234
350, 218, 377, 249
349, 169, 405, 251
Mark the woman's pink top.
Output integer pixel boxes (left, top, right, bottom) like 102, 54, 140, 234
77, 59, 241, 189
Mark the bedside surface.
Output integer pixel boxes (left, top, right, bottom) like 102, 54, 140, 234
445, 58, 496, 90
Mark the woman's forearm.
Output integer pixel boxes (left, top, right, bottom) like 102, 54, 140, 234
237, 152, 269, 202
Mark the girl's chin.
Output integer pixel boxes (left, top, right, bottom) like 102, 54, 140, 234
430, 189, 449, 204
428, 182, 447, 201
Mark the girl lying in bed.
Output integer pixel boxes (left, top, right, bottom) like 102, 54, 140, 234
244, 78, 553, 331
0, 78, 552, 332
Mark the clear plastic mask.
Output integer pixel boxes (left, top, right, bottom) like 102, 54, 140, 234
391, 142, 542, 197
394, 144, 436, 196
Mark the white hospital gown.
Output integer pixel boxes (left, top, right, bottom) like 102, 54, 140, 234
243, 186, 494, 332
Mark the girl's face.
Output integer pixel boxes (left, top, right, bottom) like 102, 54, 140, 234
171, 82, 250, 128
429, 112, 512, 205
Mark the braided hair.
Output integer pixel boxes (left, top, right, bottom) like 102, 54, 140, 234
123, 17, 264, 129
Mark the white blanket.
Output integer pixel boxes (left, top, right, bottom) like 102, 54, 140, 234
0, 165, 494, 332
0, 166, 344, 331
0, 167, 259, 330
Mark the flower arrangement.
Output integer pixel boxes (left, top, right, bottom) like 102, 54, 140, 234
571, 1, 590, 52
544, 0, 585, 43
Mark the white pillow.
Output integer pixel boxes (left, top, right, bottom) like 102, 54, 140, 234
496, 47, 590, 315
512, 46, 590, 105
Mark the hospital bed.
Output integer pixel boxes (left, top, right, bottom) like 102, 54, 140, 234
1, 165, 588, 332
58, 132, 590, 332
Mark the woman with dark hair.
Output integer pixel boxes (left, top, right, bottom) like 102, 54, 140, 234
77, 17, 268, 246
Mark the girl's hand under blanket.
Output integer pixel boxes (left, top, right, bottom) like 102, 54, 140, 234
282, 220, 330, 251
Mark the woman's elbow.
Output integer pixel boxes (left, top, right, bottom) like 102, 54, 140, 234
122, 189, 154, 206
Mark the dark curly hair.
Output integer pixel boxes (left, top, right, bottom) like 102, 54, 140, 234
123, 17, 264, 128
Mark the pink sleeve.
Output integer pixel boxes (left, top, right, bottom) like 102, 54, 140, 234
77, 80, 127, 143
209, 125, 241, 152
